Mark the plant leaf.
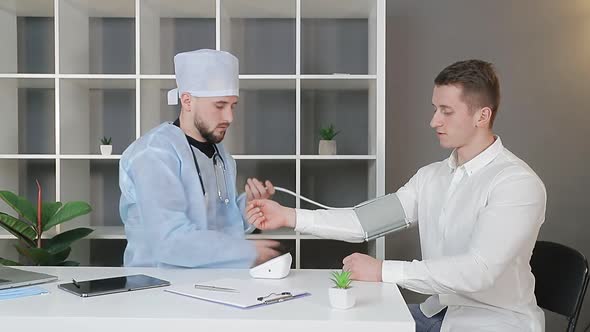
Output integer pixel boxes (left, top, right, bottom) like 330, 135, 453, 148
330, 270, 352, 288
46, 228, 93, 254
52, 247, 71, 263
0, 191, 37, 226
0, 212, 37, 247
15, 246, 54, 266
0, 257, 21, 266
41, 201, 62, 227
43, 201, 92, 231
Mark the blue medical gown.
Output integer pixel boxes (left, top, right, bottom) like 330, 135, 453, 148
119, 122, 257, 268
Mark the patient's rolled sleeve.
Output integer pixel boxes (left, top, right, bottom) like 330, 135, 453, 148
295, 209, 315, 233
382, 260, 406, 284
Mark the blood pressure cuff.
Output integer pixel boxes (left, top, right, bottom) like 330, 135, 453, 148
353, 193, 410, 241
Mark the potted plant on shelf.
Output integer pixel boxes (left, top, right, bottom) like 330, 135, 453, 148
319, 124, 340, 155
329, 270, 355, 309
100, 136, 112, 156
0, 180, 93, 266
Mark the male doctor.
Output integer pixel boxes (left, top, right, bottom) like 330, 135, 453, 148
119, 49, 280, 268
246, 60, 547, 331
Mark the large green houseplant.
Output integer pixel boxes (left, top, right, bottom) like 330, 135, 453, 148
0, 180, 93, 266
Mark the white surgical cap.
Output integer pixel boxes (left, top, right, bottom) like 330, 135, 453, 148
167, 49, 239, 105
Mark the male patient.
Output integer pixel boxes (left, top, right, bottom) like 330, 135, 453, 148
247, 60, 546, 331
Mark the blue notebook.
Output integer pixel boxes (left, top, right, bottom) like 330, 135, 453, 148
0, 286, 49, 301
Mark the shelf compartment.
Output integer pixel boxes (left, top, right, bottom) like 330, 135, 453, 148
220, 0, 295, 75
301, 0, 378, 75
60, 78, 136, 155
60, 159, 121, 231
301, 79, 375, 155
89, 239, 126, 266
140, 0, 216, 75
59, 0, 135, 74
0, 0, 55, 74
225, 80, 296, 155
300, 160, 376, 210
300, 239, 368, 269
0, 78, 55, 154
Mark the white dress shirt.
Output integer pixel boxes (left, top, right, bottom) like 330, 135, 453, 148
295, 137, 546, 332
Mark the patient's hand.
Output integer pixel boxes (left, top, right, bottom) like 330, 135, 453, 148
247, 199, 296, 230
343, 253, 383, 282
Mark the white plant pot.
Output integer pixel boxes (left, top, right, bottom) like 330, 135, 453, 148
329, 287, 355, 309
100, 145, 112, 156
319, 140, 337, 155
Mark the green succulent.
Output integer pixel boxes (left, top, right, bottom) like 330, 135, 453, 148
319, 124, 340, 141
100, 136, 112, 145
331, 270, 352, 289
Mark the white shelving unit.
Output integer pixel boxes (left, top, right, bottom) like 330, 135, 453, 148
0, 0, 386, 268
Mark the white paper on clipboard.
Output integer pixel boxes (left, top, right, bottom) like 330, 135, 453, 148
165, 278, 309, 309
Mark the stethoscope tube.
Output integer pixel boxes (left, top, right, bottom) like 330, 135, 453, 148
186, 137, 226, 201
182, 131, 348, 210
273, 187, 354, 210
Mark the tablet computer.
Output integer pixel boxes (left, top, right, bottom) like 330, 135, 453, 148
58, 274, 170, 297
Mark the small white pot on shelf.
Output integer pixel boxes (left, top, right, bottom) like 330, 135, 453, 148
318, 140, 337, 155
329, 287, 355, 309
100, 145, 113, 156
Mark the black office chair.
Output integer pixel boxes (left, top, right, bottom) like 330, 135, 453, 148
530, 241, 589, 332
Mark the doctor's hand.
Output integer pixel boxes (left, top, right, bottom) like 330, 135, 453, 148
247, 199, 296, 230
245, 178, 275, 202
252, 240, 281, 267
343, 253, 383, 282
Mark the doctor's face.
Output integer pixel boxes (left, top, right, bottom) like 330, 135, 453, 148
430, 84, 479, 149
191, 95, 238, 144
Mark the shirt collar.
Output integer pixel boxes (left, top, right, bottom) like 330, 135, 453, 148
447, 136, 503, 176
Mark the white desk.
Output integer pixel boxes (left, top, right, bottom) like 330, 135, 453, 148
1, 267, 414, 332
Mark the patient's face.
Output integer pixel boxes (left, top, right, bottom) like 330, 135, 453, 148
430, 84, 479, 150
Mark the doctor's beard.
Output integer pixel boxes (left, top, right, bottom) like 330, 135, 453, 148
195, 118, 228, 144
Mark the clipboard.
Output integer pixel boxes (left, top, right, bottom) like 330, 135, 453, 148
164, 278, 309, 309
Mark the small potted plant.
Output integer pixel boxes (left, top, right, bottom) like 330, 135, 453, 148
319, 124, 340, 155
329, 270, 355, 309
100, 136, 112, 156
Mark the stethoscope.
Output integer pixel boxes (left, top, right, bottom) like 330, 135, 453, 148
186, 136, 230, 205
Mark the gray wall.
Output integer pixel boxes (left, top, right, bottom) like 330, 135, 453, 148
385, 0, 590, 330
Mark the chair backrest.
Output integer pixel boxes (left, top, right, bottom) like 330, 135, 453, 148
530, 241, 589, 332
